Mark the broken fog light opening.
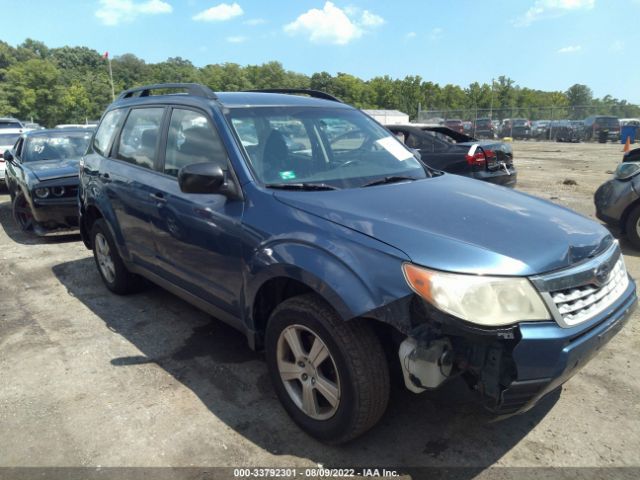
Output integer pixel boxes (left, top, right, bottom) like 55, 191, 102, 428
34, 187, 50, 198
51, 186, 65, 197
399, 337, 453, 393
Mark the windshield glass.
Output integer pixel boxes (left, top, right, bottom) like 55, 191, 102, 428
0, 133, 20, 146
597, 117, 620, 128
227, 106, 427, 188
23, 131, 93, 162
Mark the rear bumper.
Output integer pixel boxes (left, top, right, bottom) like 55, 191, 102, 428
473, 167, 517, 188
493, 278, 636, 414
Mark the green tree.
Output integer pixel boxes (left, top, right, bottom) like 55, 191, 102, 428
0, 58, 64, 126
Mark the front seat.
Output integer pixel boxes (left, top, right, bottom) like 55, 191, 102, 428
262, 130, 289, 181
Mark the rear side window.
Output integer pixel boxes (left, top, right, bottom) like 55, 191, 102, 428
93, 109, 125, 156
163, 109, 228, 177
116, 108, 164, 170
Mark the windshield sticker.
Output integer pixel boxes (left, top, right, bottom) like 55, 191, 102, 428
375, 136, 414, 161
279, 170, 296, 180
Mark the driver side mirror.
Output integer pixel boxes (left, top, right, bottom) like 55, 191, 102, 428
178, 162, 225, 194
3, 149, 14, 162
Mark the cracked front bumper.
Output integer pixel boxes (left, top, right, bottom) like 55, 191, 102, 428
493, 278, 636, 415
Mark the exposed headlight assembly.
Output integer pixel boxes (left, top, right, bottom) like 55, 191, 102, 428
403, 263, 551, 327
614, 162, 640, 180
34, 187, 50, 198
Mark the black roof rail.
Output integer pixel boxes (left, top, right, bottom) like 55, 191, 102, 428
117, 83, 218, 100
244, 88, 342, 103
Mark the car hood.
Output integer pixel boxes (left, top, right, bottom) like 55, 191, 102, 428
28, 158, 80, 182
273, 175, 613, 276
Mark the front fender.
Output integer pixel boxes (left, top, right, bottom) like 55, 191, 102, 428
245, 235, 414, 330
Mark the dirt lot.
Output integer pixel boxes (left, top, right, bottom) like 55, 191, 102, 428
1, 141, 639, 476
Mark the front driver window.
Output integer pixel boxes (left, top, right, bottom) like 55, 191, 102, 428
164, 109, 229, 178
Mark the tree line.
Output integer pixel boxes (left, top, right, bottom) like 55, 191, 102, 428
0, 39, 638, 127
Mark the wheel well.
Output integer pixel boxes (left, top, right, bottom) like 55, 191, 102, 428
83, 205, 103, 245
252, 277, 313, 349
620, 199, 640, 233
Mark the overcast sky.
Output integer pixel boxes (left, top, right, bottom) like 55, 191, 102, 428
2, 0, 639, 102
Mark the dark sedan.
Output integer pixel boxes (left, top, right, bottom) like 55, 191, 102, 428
386, 124, 516, 187
3, 128, 92, 235
595, 147, 640, 248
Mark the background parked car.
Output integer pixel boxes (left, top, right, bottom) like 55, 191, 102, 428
595, 154, 640, 248
462, 120, 473, 134
531, 120, 550, 140
54, 123, 97, 130
583, 115, 620, 142
472, 117, 496, 139
0, 117, 24, 130
3, 128, 93, 235
500, 118, 531, 139
443, 119, 464, 134
386, 124, 516, 187
620, 118, 640, 128
0, 129, 22, 185
552, 120, 582, 142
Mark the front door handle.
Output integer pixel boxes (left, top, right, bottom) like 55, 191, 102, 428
149, 192, 167, 203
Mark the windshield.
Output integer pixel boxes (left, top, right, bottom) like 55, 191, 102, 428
597, 117, 619, 128
23, 131, 93, 162
0, 133, 20, 146
227, 106, 427, 188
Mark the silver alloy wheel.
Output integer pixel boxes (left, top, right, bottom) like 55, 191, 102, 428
276, 324, 341, 420
635, 218, 640, 240
95, 232, 116, 284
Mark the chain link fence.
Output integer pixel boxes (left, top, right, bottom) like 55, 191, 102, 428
417, 105, 640, 123
415, 105, 640, 142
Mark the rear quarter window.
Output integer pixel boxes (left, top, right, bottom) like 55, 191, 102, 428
93, 109, 126, 157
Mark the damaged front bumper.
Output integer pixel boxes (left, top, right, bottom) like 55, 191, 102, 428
399, 278, 636, 416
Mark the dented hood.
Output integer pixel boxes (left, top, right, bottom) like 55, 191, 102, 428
274, 174, 613, 276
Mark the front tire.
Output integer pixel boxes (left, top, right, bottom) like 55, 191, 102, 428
91, 219, 143, 294
12, 191, 34, 231
265, 294, 390, 444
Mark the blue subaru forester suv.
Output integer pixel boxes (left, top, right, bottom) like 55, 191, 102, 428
79, 84, 636, 444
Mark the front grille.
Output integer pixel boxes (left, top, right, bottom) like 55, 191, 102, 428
548, 256, 628, 327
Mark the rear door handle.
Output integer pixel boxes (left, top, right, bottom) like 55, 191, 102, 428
149, 192, 167, 203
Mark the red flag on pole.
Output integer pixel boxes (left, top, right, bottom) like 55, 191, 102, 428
103, 51, 109, 59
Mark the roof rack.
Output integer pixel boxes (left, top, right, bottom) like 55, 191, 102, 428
117, 83, 218, 100
244, 88, 342, 103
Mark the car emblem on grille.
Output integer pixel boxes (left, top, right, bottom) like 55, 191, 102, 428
594, 262, 612, 286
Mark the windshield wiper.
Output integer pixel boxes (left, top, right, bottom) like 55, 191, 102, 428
361, 176, 418, 188
265, 182, 340, 191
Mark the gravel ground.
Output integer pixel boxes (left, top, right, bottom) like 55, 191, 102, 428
0, 141, 639, 477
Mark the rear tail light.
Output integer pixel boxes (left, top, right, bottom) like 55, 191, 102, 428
466, 146, 494, 166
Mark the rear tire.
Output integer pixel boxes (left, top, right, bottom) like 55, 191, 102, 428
265, 293, 390, 444
91, 219, 143, 294
625, 205, 640, 250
